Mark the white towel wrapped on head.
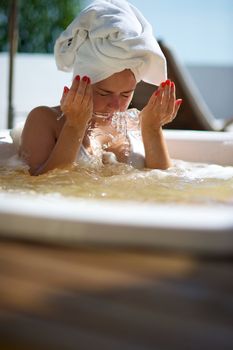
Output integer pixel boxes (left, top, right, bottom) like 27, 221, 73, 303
54, 0, 167, 85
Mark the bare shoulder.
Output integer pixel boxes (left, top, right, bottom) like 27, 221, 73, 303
23, 105, 63, 135
26, 105, 60, 124
20, 106, 63, 170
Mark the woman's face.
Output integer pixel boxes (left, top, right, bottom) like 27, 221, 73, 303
92, 69, 137, 115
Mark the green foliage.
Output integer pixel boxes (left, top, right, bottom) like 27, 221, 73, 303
0, 0, 8, 51
0, 0, 81, 53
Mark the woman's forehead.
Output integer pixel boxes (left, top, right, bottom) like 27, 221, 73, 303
94, 69, 137, 91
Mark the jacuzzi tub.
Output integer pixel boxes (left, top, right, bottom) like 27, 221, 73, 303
0, 129, 233, 255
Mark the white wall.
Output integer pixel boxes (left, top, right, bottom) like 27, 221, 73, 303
0, 53, 72, 129
187, 65, 233, 120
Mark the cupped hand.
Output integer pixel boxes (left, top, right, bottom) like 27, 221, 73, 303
60, 75, 93, 128
140, 80, 182, 132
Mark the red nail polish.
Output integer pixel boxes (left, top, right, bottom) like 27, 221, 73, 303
161, 82, 166, 88
75, 75, 80, 81
154, 90, 160, 96
166, 79, 171, 86
171, 82, 175, 88
176, 99, 183, 105
82, 76, 88, 82
64, 86, 69, 93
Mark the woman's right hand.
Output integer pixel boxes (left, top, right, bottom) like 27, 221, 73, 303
60, 75, 93, 128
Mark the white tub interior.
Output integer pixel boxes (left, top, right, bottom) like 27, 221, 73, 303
0, 129, 233, 255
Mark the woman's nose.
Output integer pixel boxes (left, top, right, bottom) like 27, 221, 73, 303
108, 95, 120, 110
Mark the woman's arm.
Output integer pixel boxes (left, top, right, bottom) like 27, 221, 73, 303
20, 76, 93, 175
140, 80, 182, 169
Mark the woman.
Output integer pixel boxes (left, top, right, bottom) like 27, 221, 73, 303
19, 0, 182, 175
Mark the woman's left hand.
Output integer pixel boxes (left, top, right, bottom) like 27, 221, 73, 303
140, 80, 182, 132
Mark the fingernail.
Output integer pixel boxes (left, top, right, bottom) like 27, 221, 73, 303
75, 75, 80, 81
154, 90, 160, 96
161, 82, 166, 88
176, 99, 183, 105
82, 76, 88, 82
64, 86, 69, 93
166, 79, 171, 86
171, 82, 175, 88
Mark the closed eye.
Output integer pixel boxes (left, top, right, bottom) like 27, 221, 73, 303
121, 93, 133, 98
96, 90, 134, 97
98, 93, 110, 96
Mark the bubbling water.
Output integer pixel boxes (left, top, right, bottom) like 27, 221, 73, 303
0, 159, 233, 205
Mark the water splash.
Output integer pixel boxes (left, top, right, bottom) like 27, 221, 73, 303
89, 108, 140, 158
